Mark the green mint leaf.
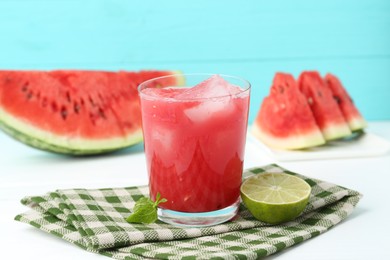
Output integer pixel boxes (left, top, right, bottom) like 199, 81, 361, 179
154, 192, 168, 207
125, 194, 167, 224
155, 192, 161, 202
126, 202, 157, 224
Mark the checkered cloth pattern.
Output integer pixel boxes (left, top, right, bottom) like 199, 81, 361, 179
15, 164, 362, 259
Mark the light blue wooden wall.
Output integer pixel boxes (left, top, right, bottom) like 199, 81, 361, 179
1, 0, 389, 123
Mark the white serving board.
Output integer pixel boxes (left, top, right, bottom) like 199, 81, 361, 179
249, 130, 390, 161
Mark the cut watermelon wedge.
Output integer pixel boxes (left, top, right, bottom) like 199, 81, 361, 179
252, 73, 325, 150
0, 70, 184, 155
324, 73, 367, 132
298, 71, 352, 141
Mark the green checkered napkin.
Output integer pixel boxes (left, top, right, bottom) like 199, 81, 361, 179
15, 164, 362, 259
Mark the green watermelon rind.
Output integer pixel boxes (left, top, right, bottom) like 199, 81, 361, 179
347, 116, 367, 132
251, 122, 326, 150
320, 122, 353, 141
0, 107, 143, 155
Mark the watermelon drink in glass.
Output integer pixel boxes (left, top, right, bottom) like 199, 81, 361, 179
138, 74, 250, 227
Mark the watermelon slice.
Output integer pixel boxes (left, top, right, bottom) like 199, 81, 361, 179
298, 71, 352, 141
324, 73, 367, 131
252, 73, 325, 150
0, 70, 184, 155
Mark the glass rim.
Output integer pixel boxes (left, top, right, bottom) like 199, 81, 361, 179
138, 73, 251, 101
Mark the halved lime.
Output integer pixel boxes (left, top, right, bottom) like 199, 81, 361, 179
240, 172, 311, 224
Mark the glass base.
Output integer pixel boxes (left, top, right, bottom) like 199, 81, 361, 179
157, 198, 240, 227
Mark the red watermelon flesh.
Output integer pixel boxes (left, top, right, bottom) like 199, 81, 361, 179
298, 71, 352, 140
324, 73, 367, 131
252, 72, 325, 150
0, 70, 183, 155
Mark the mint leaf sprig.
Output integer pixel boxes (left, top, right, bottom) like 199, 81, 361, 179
126, 193, 167, 224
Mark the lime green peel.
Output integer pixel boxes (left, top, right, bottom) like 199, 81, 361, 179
241, 173, 311, 224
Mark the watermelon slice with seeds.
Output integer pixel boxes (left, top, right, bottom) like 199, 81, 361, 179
0, 70, 184, 155
324, 73, 367, 131
298, 71, 351, 141
252, 72, 325, 150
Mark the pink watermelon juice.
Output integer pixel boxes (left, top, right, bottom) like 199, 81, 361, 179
139, 75, 250, 213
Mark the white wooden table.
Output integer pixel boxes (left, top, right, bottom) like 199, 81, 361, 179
1, 121, 389, 259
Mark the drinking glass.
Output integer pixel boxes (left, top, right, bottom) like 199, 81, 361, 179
138, 73, 251, 227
